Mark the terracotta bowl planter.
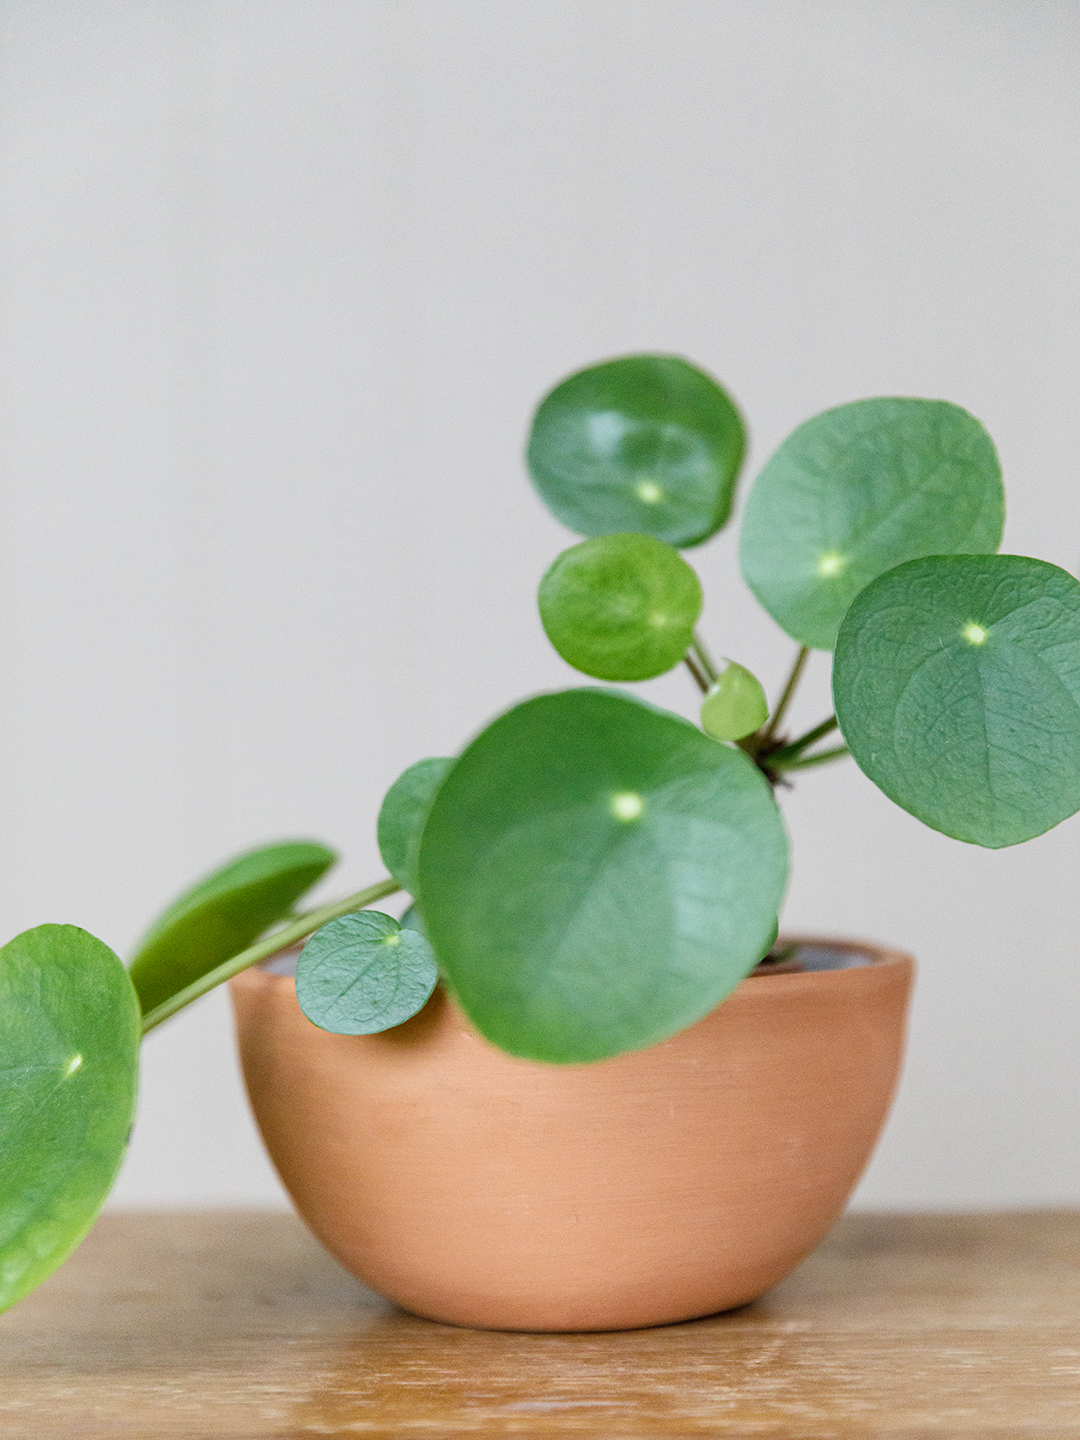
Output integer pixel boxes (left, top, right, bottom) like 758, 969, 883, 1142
231, 938, 913, 1332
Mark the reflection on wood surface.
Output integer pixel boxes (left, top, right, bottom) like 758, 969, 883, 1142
0, 1210, 1077, 1437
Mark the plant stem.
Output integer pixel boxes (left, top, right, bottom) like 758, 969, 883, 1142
777, 744, 850, 771
761, 645, 810, 742
767, 715, 841, 768
683, 651, 710, 694
139, 876, 400, 1035
689, 630, 719, 685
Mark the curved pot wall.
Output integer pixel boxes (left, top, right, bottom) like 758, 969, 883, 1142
231, 939, 913, 1332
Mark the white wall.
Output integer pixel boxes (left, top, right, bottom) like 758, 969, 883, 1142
1, 0, 1078, 1209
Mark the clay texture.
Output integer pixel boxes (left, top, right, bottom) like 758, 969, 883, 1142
232, 940, 913, 1331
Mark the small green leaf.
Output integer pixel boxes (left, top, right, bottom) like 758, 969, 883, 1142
833, 554, 1080, 847
376, 758, 453, 894
740, 398, 1004, 650
296, 911, 438, 1035
0, 926, 139, 1313
527, 355, 746, 548
538, 533, 703, 681
417, 688, 788, 1063
700, 661, 770, 741
129, 840, 337, 1015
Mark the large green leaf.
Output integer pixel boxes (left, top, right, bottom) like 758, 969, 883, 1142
538, 533, 703, 681
296, 910, 438, 1035
833, 554, 1080, 847
740, 398, 1004, 650
417, 688, 788, 1063
128, 840, 337, 1015
376, 758, 453, 894
526, 355, 746, 548
0, 926, 139, 1313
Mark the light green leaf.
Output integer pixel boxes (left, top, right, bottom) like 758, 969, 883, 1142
296, 910, 438, 1034
376, 758, 453, 894
740, 398, 1004, 649
700, 661, 769, 741
417, 688, 788, 1063
527, 355, 746, 548
538, 533, 703, 681
833, 554, 1080, 847
0, 926, 139, 1313
129, 840, 337, 1015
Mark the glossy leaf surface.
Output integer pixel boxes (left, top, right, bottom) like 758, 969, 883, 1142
0, 926, 139, 1313
700, 661, 770, 741
418, 688, 788, 1063
834, 555, 1080, 847
376, 758, 453, 894
740, 398, 1004, 649
129, 840, 337, 1015
296, 910, 438, 1034
538, 533, 703, 681
527, 355, 746, 548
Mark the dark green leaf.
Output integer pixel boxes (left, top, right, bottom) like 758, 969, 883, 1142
538, 533, 703, 681
417, 688, 788, 1063
296, 910, 438, 1034
527, 355, 746, 548
740, 398, 1004, 650
376, 758, 453, 893
0, 926, 139, 1313
833, 554, 1080, 847
128, 840, 337, 1015
700, 661, 769, 741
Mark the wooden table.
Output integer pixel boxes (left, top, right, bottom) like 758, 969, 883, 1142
0, 1211, 1076, 1437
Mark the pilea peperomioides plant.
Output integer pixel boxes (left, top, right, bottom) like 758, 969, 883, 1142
4, 352, 1080, 1309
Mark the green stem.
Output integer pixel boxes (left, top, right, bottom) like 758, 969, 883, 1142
761, 645, 810, 743
689, 631, 719, 685
772, 743, 850, 773
140, 876, 400, 1036
684, 651, 709, 694
767, 715, 841, 768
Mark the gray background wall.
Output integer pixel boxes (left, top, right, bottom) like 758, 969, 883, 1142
1, 0, 1078, 1208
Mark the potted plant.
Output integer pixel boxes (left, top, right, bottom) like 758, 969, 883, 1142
3, 354, 1078, 1330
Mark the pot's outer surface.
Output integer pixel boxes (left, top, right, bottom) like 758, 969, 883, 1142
231, 939, 913, 1332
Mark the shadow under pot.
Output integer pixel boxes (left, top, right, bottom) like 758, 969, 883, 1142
230, 937, 914, 1332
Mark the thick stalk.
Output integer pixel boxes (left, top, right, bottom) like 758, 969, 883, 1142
140, 876, 400, 1035
761, 645, 810, 743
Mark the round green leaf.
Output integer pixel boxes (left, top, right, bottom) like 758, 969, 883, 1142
700, 661, 770, 741
376, 758, 453, 893
129, 840, 337, 1016
296, 910, 438, 1035
833, 554, 1080, 847
740, 398, 1004, 650
417, 688, 788, 1063
527, 355, 746, 548
0, 926, 140, 1313
538, 533, 703, 681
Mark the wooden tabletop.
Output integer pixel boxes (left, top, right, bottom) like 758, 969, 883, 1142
0, 1210, 1076, 1438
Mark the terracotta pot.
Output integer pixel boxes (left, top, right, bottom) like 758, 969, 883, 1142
231, 938, 913, 1332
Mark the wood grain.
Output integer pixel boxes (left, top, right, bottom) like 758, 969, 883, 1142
0, 1211, 1077, 1437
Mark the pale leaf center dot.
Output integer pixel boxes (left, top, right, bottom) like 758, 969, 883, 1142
384, 933, 402, 947
963, 622, 988, 645
64, 1054, 83, 1078
634, 479, 664, 505
817, 552, 846, 578
611, 791, 645, 822
648, 612, 669, 628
